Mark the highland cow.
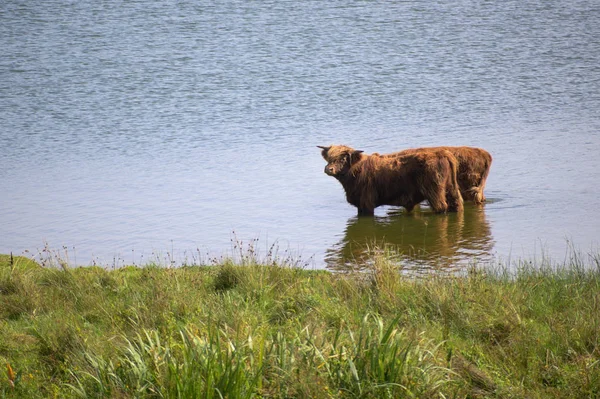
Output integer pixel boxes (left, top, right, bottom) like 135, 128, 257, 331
397, 147, 492, 204
318, 145, 464, 216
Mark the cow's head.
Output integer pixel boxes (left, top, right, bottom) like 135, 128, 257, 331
318, 145, 364, 177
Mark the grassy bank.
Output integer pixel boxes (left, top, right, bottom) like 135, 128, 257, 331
1, 252, 599, 398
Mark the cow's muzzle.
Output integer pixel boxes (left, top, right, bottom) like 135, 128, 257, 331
324, 165, 336, 176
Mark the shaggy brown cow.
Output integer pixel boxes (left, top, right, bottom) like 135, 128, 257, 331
396, 147, 492, 204
318, 145, 464, 216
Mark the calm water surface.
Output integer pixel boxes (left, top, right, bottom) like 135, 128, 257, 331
1, 1, 599, 269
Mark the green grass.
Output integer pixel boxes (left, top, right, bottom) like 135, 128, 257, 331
1, 252, 599, 398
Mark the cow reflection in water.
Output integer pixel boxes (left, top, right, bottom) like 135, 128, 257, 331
325, 204, 494, 273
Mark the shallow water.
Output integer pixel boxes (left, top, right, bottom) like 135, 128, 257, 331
1, 1, 599, 269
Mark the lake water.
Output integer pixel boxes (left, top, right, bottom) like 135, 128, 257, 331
2, 0, 599, 270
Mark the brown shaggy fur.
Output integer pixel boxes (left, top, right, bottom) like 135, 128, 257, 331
396, 147, 492, 204
318, 145, 464, 216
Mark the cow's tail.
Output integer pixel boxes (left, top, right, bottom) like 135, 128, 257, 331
448, 152, 464, 212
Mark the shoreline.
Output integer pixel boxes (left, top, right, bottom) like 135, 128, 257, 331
1, 253, 599, 397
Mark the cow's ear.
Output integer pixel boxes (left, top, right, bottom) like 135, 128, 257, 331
350, 150, 364, 164
317, 146, 331, 159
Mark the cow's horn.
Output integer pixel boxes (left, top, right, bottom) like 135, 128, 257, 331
317, 145, 331, 151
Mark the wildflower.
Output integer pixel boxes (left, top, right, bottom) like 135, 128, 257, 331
6, 363, 16, 388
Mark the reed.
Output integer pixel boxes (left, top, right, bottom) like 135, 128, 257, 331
1, 251, 599, 398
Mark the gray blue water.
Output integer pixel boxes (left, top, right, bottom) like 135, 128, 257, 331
1, 1, 599, 269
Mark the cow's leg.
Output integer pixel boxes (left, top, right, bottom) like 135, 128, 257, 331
357, 207, 374, 216
476, 181, 488, 204
447, 187, 464, 212
461, 187, 475, 203
358, 194, 376, 216
404, 202, 417, 213
477, 154, 492, 203
429, 198, 448, 213
468, 186, 484, 205
427, 184, 449, 213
